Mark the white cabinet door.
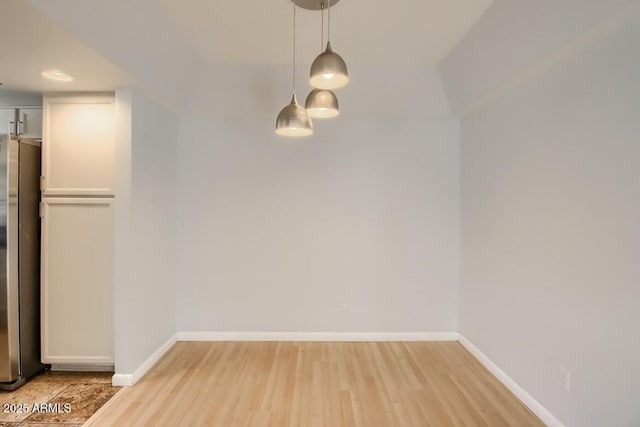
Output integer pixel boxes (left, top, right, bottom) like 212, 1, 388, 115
0, 108, 16, 135
18, 108, 43, 139
41, 198, 114, 365
42, 96, 115, 196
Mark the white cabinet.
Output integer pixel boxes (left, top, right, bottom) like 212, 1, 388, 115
0, 107, 43, 138
42, 96, 114, 196
40, 199, 114, 364
41, 94, 115, 366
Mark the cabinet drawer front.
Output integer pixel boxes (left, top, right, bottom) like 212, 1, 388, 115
41, 198, 114, 364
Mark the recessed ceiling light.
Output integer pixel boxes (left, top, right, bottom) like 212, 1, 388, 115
41, 70, 75, 82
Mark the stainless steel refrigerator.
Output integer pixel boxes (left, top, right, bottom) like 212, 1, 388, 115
0, 134, 45, 390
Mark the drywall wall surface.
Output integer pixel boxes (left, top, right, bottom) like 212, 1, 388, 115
459, 7, 640, 426
176, 115, 460, 333
439, 0, 636, 114
0, 89, 42, 106
114, 89, 178, 375
184, 64, 452, 120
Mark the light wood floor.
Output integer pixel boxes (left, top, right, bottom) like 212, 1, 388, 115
86, 341, 544, 427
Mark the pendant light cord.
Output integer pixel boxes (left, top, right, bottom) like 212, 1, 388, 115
328, 0, 331, 43
321, 2, 325, 51
292, 1, 296, 94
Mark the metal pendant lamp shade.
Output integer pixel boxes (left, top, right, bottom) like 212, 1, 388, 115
275, 1, 313, 137
310, 41, 349, 89
276, 94, 313, 136
305, 88, 339, 118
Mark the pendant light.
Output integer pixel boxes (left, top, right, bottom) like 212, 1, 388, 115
276, 1, 313, 137
306, 2, 339, 118
309, 0, 348, 90
306, 89, 339, 118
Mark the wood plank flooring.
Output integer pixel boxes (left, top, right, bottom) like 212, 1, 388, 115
86, 341, 544, 427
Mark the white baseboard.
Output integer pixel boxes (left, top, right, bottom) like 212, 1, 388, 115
51, 363, 114, 372
458, 335, 565, 427
112, 334, 178, 387
177, 331, 459, 342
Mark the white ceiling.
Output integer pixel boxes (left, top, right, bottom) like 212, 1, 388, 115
0, 0, 132, 93
162, 0, 494, 66
2, 0, 492, 108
